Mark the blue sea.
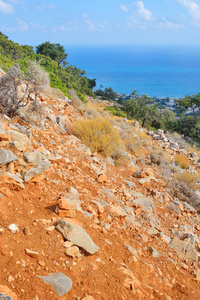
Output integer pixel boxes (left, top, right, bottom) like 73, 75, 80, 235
66, 45, 200, 98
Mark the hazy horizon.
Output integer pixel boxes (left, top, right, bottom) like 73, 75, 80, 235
1, 1, 200, 46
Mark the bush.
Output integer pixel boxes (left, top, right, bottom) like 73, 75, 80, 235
73, 116, 125, 161
174, 154, 189, 169
169, 171, 200, 208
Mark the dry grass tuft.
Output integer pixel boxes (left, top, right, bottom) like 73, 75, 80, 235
174, 154, 189, 169
73, 116, 125, 162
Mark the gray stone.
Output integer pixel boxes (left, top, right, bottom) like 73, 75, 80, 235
24, 164, 50, 182
56, 116, 68, 132
0, 171, 24, 189
0, 123, 5, 134
38, 273, 72, 297
147, 228, 159, 235
10, 123, 31, 138
0, 293, 13, 300
126, 215, 141, 227
159, 232, 171, 243
106, 156, 115, 166
150, 247, 161, 258
132, 196, 154, 214
23, 150, 51, 182
77, 143, 91, 155
170, 238, 199, 261
124, 245, 138, 257
7, 130, 31, 151
167, 203, 181, 215
0, 149, 17, 166
56, 219, 99, 255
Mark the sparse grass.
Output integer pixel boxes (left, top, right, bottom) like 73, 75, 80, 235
73, 116, 125, 162
174, 154, 189, 169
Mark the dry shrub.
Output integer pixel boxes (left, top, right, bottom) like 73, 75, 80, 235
174, 154, 189, 169
169, 171, 200, 208
73, 116, 125, 161
175, 171, 199, 190
150, 147, 173, 179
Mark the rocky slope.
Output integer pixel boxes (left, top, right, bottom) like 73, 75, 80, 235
0, 91, 200, 300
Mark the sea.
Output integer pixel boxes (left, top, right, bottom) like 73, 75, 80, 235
66, 45, 200, 98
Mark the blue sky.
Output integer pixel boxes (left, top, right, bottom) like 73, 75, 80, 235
0, 0, 200, 45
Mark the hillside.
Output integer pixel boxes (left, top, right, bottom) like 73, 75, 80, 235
0, 76, 200, 300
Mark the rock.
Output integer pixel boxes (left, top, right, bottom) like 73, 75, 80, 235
0, 123, 5, 134
38, 273, 72, 297
159, 232, 171, 244
8, 224, 19, 233
56, 195, 77, 218
23, 151, 51, 182
124, 245, 138, 257
0, 149, 17, 166
167, 203, 181, 215
147, 228, 159, 235
106, 205, 127, 217
133, 171, 142, 178
82, 297, 94, 300
126, 216, 142, 227
56, 219, 99, 255
65, 246, 82, 258
0, 285, 18, 300
131, 121, 139, 130
25, 249, 40, 260
132, 196, 154, 214
0, 171, 24, 189
170, 238, 199, 261
97, 174, 108, 183
7, 130, 31, 151
150, 247, 161, 258
63, 241, 74, 248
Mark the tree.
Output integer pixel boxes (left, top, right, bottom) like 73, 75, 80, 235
0, 62, 49, 117
36, 42, 68, 66
123, 90, 161, 127
176, 93, 200, 118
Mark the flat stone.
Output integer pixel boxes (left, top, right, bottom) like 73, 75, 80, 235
170, 238, 199, 261
0, 123, 5, 134
7, 130, 31, 151
147, 228, 159, 235
132, 196, 154, 214
0, 149, 17, 166
56, 219, 99, 255
106, 205, 127, 217
38, 273, 72, 297
25, 249, 40, 260
123, 245, 138, 257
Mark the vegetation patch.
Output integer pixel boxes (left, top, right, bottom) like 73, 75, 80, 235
174, 154, 189, 169
73, 116, 125, 161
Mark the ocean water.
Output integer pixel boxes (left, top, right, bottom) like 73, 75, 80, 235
66, 45, 200, 98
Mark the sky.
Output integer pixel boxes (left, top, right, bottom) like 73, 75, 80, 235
1, 0, 200, 46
